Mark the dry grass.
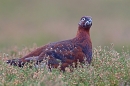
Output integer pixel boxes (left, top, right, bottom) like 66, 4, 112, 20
0, 44, 130, 86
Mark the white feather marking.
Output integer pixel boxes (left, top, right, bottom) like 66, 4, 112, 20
45, 48, 48, 51
55, 49, 57, 52
25, 56, 39, 61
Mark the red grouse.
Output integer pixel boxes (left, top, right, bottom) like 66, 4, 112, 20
7, 16, 92, 71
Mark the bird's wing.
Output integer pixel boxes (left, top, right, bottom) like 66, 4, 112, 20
38, 39, 86, 66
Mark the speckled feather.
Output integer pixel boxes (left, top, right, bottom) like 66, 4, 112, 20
7, 16, 93, 71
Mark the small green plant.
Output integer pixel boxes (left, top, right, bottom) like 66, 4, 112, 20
0, 44, 129, 86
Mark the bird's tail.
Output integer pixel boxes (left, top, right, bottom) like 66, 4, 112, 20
6, 59, 25, 67
6, 56, 39, 67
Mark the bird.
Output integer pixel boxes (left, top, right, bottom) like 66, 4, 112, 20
6, 16, 92, 71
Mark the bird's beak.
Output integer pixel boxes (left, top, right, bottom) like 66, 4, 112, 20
85, 18, 92, 26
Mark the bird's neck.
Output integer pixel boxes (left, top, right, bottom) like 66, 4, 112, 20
76, 27, 90, 38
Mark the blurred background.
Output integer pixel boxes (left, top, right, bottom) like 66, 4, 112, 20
0, 0, 130, 52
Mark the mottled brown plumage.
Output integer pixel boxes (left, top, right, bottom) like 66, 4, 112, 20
7, 16, 92, 71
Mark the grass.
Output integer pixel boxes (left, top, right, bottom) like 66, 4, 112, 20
0, 44, 130, 86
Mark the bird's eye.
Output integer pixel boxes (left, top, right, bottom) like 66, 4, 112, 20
81, 18, 85, 21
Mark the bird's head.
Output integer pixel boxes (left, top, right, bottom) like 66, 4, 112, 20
78, 16, 92, 29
